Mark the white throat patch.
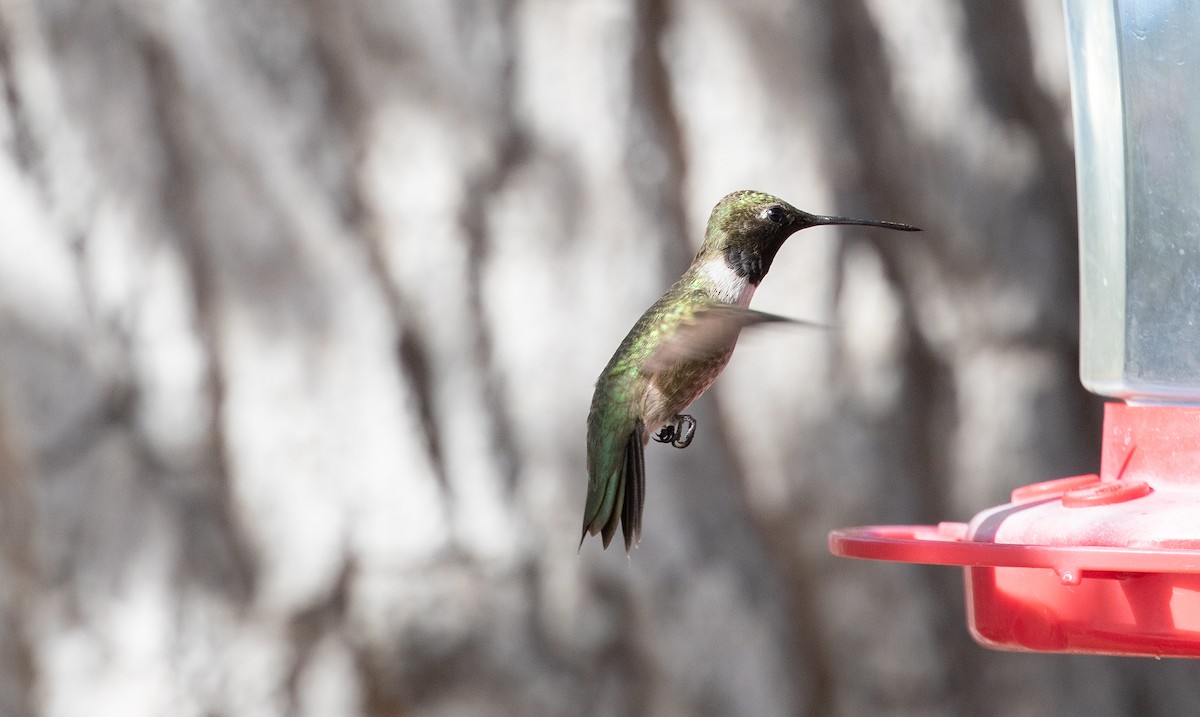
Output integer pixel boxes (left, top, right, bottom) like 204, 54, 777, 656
698, 257, 755, 306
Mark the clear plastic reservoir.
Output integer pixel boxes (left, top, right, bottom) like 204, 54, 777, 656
1064, 0, 1200, 402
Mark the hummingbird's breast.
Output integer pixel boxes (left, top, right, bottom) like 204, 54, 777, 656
642, 345, 734, 431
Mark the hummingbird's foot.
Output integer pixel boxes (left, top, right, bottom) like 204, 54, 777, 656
671, 414, 696, 448
653, 414, 696, 449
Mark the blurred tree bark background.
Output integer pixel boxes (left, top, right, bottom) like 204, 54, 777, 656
2, 0, 1200, 715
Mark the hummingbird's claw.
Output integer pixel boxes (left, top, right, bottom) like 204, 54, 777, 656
653, 415, 696, 449
671, 414, 696, 449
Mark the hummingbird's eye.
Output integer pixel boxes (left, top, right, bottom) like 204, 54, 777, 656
764, 205, 787, 224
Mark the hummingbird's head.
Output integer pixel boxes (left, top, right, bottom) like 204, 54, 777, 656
700, 190, 919, 285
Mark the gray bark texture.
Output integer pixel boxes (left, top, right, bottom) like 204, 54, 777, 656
1, 0, 1198, 715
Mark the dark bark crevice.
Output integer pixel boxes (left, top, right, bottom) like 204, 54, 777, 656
139, 33, 258, 601
628, 0, 692, 276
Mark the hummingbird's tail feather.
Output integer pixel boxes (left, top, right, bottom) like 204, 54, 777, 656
620, 420, 646, 552
587, 420, 646, 552
599, 466, 625, 548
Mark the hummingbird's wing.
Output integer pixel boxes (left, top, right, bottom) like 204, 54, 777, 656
643, 303, 829, 374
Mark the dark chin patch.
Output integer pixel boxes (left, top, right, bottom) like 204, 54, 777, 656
724, 243, 780, 285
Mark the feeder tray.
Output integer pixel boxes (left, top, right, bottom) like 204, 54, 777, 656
830, 403, 1200, 657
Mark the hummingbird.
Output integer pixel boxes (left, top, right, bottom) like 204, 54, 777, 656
582, 190, 919, 552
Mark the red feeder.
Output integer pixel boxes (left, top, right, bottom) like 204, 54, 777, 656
830, 403, 1200, 657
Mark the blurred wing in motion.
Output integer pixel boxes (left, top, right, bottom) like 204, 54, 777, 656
643, 303, 830, 375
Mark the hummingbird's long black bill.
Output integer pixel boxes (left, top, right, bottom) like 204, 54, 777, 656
806, 215, 921, 232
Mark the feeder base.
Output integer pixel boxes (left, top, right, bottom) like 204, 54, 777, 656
829, 403, 1200, 658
